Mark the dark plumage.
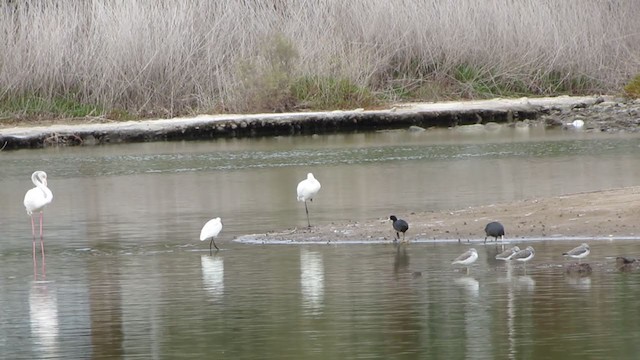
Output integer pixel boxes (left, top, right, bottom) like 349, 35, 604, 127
484, 221, 505, 243
389, 215, 409, 242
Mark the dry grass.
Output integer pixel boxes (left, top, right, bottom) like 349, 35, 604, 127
0, 0, 639, 117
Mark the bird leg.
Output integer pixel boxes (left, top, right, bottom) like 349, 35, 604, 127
304, 201, 311, 228
31, 215, 37, 280
209, 238, 219, 255
40, 212, 46, 276
484, 236, 488, 244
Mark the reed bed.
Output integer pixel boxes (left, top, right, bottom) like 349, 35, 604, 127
0, 0, 639, 118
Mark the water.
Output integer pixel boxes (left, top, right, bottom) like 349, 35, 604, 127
2, 125, 640, 359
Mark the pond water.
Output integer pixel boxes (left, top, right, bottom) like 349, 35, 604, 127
1, 125, 640, 359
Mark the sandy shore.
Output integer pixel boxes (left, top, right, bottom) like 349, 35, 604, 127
236, 187, 640, 244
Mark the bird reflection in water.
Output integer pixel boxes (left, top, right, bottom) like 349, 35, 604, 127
201, 255, 224, 302
393, 243, 410, 277
300, 248, 324, 315
29, 281, 59, 357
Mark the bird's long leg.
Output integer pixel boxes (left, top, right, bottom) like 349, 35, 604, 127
209, 238, 219, 254
31, 215, 37, 280
305, 201, 311, 228
402, 232, 406, 242
484, 236, 487, 244
40, 212, 46, 277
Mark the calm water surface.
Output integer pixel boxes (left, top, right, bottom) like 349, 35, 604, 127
2, 126, 640, 359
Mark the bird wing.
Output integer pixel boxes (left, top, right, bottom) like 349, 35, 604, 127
200, 219, 223, 241
565, 245, 588, 256
512, 248, 531, 260
453, 250, 472, 264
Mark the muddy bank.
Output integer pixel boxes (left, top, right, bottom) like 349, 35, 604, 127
236, 187, 640, 244
2, 95, 634, 150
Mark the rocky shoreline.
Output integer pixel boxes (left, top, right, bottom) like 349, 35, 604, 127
2, 95, 638, 150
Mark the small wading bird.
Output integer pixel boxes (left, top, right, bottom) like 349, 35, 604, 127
484, 221, 505, 244
512, 246, 535, 273
296, 173, 321, 228
563, 243, 590, 263
452, 248, 478, 274
200, 217, 223, 253
495, 245, 520, 261
23, 171, 53, 275
389, 215, 409, 242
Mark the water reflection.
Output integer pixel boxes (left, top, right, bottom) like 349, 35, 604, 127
2, 132, 640, 358
565, 275, 592, 290
29, 281, 59, 357
201, 255, 224, 302
393, 243, 410, 276
299, 248, 324, 315
454, 276, 480, 297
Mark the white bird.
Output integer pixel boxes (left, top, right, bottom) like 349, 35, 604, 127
495, 246, 520, 261
200, 217, 223, 252
452, 248, 478, 274
563, 243, 590, 263
23, 171, 53, 267
512, 246, 535, 273
296, 173, 321, 228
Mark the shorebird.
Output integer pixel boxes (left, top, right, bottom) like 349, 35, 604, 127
452, 248, 478, 274
563, 243, 590, 263
296, 173, 321, 228
389, 215, 409, 242
512, 246, 535, 274
495, 246, 520, 261
484, 221, 505, 243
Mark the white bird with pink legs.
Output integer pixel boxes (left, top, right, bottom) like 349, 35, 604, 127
23, 171, 53, 278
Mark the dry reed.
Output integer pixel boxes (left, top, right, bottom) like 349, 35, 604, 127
0, 0, 638, 117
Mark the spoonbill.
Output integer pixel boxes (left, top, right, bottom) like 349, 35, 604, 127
23, 171, 53, 268
484, 221, 505, 243
200, 217, 223, 253
296, 173, 321, 228
389, 215, 409, 242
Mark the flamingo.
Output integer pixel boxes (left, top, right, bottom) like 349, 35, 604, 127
23, 171, 53, 274
296, 173, 321, 228
200, 217, 223, 253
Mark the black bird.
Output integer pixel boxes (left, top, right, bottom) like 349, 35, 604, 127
389, 215, 409, 242
484, 221, 505, 244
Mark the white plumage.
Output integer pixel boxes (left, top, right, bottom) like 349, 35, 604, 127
23, 171, 53, 274
24, 171, 53, 216
200, 217, 223, 251
296, 173, 321, 227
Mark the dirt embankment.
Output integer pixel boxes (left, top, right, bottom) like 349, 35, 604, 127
238, 187, 640, 243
